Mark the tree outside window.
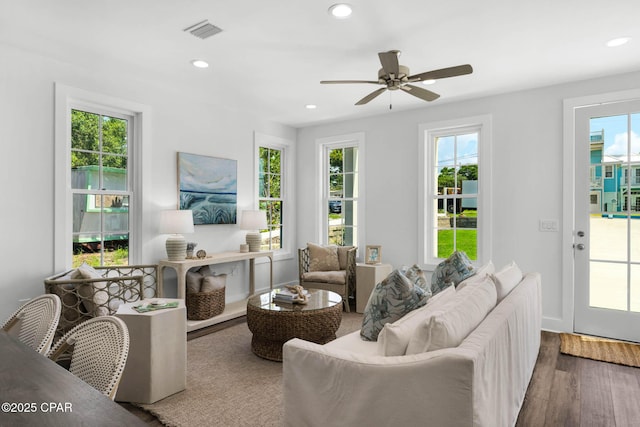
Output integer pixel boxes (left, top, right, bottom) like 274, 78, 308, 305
327, 146, 358, 246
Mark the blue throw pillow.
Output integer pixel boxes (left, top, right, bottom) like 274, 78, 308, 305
401, 264, 432, 296
360, 269, 428, 341
431, 251, 475, 295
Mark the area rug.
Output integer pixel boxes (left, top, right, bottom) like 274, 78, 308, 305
138, 312, 363, 427
559, 333, 640, 368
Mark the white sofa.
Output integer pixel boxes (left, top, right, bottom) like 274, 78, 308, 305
283, 272, 542, 427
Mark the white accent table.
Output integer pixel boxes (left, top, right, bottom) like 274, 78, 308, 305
157, 251, 274, 332
355, 263, 393, 313
115, 298, 186, 404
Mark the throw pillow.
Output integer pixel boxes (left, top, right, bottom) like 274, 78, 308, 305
76, 262, 110, 317
456, 260, 495, 290
401, 264, 431, 294
377, 284, 455, 356
307, 243, 340, 272
186, 268, 204, 294
360, 269, 429, 341
406, 275, 497, 354
430, 251, 475, 295
200, 274, 227, 292
490, 261, 523, 301
336, 246, 355, 270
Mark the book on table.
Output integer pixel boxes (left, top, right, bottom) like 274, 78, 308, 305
272, 287, 309, 302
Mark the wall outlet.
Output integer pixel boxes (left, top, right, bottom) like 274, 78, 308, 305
539, 219, 559, 232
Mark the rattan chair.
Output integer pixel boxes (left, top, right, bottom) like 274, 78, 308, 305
298, 245, 357, 312
47, 316, 130, 400
1, 294, 61, 355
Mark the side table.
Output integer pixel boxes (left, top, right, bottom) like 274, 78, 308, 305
115, 299, 186, 404
355, 263, 393, 313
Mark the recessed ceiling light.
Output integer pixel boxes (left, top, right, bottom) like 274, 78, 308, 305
606, 37, 631, 47
328, 3, 352, 19
191, 59, 209, 68
422, 79, 436, 85
305, 104, 317, 109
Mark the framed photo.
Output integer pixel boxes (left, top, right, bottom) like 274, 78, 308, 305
365, 245, 382, 264
178, 152, 237, 225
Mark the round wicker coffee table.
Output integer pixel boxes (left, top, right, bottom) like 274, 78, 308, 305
246, 289, 342, 362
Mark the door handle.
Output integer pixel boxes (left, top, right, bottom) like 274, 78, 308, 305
574, 243, 585, 250
577, 231, 585, 237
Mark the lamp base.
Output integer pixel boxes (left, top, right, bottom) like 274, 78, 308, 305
166, 234, 187, 261
245, 232, 261, 252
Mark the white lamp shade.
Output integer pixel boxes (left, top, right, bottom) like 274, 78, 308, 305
160, 210, 194, 234
240, 210, 267, 231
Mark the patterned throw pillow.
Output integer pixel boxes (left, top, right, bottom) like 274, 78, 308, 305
430, 251, 475, 295
401, 264, 431, 295
307, 243, 341, 272
360, 269, 429, 341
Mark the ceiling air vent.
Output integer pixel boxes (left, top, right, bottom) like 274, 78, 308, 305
184, 20, 223, 39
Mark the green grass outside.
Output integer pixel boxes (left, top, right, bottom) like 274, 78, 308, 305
437, 229, 477, 260
73, 248, 129, 268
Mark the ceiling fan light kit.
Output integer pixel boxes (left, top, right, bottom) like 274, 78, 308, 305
321, 50, 473, 106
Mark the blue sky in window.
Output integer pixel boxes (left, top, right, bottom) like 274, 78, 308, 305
436, 133, 478, 170
590, 113, 640, 156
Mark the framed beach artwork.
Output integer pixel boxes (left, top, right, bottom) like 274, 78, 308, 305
365, 245, 382, 264
178, 152, 237, 225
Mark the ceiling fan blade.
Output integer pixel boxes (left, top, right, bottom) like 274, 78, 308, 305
378, 51, 400, 78
320, 80, 381, 84
408, 64, 473, 82
400, 84, 440, 102
355, 87, 387, 105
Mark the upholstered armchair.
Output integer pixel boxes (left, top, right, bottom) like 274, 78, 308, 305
298, 244, 357, 312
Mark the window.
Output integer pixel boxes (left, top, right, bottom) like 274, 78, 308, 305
258, 146, 283, 250
254, 133, 293, 258
327, 146, 358, 245
420, 116, 491, 267
605, 165, 613, 178
71, 109, 132, 267
55, 84, 150, 271
317, 132, 365, 248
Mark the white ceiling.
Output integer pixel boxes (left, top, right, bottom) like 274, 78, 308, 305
1, 0, 639, 128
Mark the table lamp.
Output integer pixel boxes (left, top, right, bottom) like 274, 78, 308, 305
160, 210, 194, 260
240, 210, 267, 252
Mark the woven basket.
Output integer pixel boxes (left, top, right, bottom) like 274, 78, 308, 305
186, 287, 225, 320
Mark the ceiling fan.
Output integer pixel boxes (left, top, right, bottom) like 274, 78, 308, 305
321, 50, 473, 106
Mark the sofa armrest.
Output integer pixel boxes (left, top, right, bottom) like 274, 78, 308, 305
283, 340, 474, 427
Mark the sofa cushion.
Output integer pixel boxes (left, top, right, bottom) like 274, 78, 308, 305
76, 263, 110, 317
401, 264, 431, 294
406, 275, 497, 354
377, 285, 456, 356
336, 246, 354, 270
430, 251, 475, 295
301, 270, 346, 285
308, 243, 341, 272
456, 260, 495, 290
360, 270, 428, 341
325, 330, 379, 356
491, 261, 523, 301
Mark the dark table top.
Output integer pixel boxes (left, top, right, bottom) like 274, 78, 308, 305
0, 331, 145, 427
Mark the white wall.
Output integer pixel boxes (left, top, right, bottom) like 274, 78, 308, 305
296, 69, 640, 331
0, 42, 298, 320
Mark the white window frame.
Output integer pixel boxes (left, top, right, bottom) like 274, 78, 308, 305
253, 132, 294, 261
316, 132, 365, 250
419, 115, 492, 269
54, 84, 151, 271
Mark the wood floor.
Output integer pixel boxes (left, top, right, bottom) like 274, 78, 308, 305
121, 329, 640, 426
516, 331, 640, 426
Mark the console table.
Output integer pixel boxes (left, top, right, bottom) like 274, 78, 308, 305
157, 251, 274, 332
